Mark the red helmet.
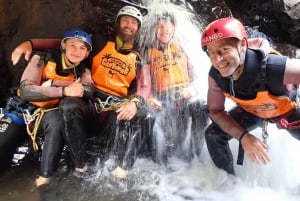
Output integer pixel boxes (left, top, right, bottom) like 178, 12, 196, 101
201, 17, 247, 50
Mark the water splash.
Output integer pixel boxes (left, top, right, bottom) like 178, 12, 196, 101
138, 0, 210, 100
136, 0, 210, 166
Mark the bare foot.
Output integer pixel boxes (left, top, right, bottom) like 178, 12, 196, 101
111, 166, 127, 179
75, 164, 87, 173
35, 176, 50, 187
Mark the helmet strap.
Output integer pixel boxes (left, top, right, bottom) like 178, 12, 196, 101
231, 41, 246, 80
61, 53, 79, 70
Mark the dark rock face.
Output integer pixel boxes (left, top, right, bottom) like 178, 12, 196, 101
0, 0, 299, 106
0, 0, 228, 106
0, 0, 126, 105
224, 0, 300, 46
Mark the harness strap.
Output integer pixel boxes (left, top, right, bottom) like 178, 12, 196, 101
237, 144, 245, 165
237, 57, 267, 166
94, 96, 129, 113
24, 107, 58, 151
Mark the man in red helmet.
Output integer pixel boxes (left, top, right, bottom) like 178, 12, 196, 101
201, 17, 300, 174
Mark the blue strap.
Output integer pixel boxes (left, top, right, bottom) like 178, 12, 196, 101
4, 112, 25, 126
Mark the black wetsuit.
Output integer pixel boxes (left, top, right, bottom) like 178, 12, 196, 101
205, 49, 300, 174
59, 33, 152, 170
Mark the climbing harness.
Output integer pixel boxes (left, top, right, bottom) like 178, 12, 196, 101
262, 120, 269, 147
23, 107, 58, 151
94, 96, 128, 113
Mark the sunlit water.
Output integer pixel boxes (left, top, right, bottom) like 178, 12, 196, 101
1, 0, 300, 201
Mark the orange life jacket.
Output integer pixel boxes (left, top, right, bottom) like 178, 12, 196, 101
149, 43, 190, 92
225, 91, 296, 119
91, 41, 137, 97
31, 61, 75, 107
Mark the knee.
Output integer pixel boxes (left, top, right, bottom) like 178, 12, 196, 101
141, 114, 155, 134
205, 123, 219, 139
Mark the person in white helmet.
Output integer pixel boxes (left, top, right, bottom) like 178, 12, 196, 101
10, 6, 151, 179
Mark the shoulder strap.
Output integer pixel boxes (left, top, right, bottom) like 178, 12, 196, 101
259, 56, 267, 91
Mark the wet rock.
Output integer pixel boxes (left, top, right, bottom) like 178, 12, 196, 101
272, 0, 300, 48
224, 0, 300, 47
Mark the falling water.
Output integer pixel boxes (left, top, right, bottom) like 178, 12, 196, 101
138, 0, 210, 100
137, 0, 210, 164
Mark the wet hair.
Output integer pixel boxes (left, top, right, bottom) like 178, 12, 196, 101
156, 12, 175, 25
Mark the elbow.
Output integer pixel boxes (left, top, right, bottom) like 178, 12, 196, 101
19, 81, 48, 102
19, 81, 30, 100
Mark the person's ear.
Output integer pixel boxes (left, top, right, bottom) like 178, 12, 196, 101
241, 38, 248, 48
85, 51, 90, 58
61, 41, 66, 50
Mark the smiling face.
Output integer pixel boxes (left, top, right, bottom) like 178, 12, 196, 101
206, 38, 246, 77
61, 38, 90, 66
156, 18, 175, 44
118, 15, 139, 43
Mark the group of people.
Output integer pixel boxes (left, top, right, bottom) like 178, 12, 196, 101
1, 1, 300, 190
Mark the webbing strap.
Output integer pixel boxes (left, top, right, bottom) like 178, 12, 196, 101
94, 96, 129, 113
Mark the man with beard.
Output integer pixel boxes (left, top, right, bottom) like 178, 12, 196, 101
11, 6, 150, 179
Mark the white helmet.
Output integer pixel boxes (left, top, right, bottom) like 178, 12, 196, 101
116, 6, 142, 25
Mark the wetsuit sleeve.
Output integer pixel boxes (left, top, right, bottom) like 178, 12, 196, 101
135, 64, 152, 100
30, 39, 61, 50
208, 76, 247, 139
79, 68, 95, 98
19, 54, 64, 102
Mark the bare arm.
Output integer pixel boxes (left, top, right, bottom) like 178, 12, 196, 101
207, 76, 246, 139
283, 58, 300, 84
208, 76, 270, 164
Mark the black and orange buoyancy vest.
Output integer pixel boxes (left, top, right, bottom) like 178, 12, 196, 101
149, 43, 190, 93
211, 49, 296, 119
31, 61, 75, 107
91, 41, 137, 97
225, 91, 296, 119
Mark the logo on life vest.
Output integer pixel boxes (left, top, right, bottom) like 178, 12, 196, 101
239, 102, 277, 113
202, 33, 224, 44
101, 53, 131, 75
152, 51, 182, 71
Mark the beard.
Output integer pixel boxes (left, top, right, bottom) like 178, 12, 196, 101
118, 27, 137, 43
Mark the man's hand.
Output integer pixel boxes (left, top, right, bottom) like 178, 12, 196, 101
116, 101, 137, 121
179, 88, 192, 99
11, 41, 33, 65
64, 78, 84, 97
148, 98, 162, 110
241, 133, 271, 165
